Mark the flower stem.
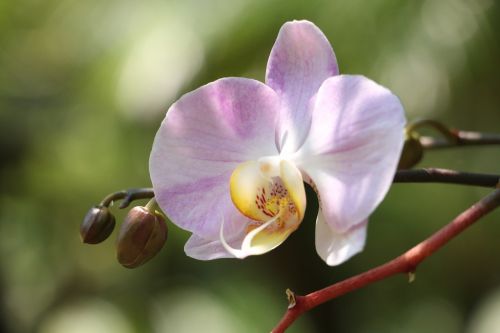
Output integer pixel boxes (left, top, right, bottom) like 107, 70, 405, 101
99, 188, 154, 209
420, 131, 500, 149
145, 197, 158, 213
407, 119, 458, 144
271, 189, 500, 333
95, 168, 498, 210
404, 120, 500, 149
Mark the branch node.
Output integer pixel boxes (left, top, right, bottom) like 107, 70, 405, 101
286, 289, 296, 309
119, 195, 133, 209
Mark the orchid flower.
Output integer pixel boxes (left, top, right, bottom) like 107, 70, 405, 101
149, 20, 406, 266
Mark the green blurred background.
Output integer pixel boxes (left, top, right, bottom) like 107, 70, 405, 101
1, 0, 499, 332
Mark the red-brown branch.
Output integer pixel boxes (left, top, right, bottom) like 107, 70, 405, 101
272, 188, 500, 333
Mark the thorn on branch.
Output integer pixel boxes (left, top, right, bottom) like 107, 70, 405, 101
408, 271, 416, 283
286, 289, 296, 309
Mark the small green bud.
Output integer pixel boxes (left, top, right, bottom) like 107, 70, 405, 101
116, 206, 167, 268
80, 206, 116, 244
398, 133, 424, 170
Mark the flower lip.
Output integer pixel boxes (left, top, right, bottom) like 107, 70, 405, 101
224, 156, 306, 258
219, 214, 280, 259
229, 157, 306, 222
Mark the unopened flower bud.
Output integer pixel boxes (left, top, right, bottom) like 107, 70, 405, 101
397, 134, 424, 170
116, 206, 167, 268
80, 206, 116, 244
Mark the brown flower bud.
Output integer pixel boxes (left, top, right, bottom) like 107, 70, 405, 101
397, 135, 424, 170
116, 206, 167, 268
80, 206, 116, 244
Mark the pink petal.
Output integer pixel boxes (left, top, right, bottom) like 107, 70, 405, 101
149, 78, 280, 240
295, 75, 406, 232
266, 20, 339, 153
315, 212, 367, 266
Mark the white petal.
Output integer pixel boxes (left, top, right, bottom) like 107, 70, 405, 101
150, 78, 280, 239
184, 232, 244, 260
266, 20, 339, 153
295, 75, 406, 233
315, 212, 367, 266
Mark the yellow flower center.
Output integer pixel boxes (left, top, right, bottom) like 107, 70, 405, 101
220, 157, 306, 258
